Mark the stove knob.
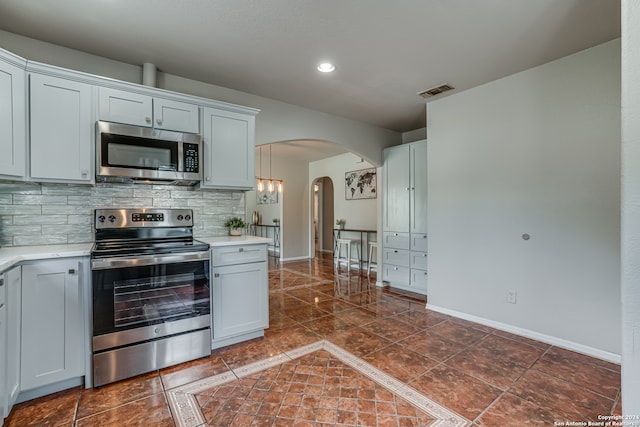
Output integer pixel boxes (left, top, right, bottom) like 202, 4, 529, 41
185, 214, 191, 221
97, 215, 106, 223
108, 215, 116, 223
177, 215, 184, 221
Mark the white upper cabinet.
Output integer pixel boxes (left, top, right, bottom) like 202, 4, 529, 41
383, 144, 411, 232
153, 98, 199, 133
201, 107, 256, 190
0, 49, 26, 180
99, 87, 152, 127
29, 73, 93, 183
410, 141, 428, 234
99, 87, 199, 133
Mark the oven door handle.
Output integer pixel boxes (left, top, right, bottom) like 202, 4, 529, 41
91, 251, 210, 270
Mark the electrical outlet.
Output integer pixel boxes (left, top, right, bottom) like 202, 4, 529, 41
507, 290, 517, 304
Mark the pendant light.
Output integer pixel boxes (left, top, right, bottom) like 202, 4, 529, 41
268, 145, 274, 192
256, 146, 264, 192
256, 144, 282, 194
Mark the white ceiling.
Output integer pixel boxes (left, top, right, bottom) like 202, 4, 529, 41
0, 0, 620, 135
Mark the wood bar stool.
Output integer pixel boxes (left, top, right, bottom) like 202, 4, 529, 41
367, 241, 378, 276
335, 238, 360, 270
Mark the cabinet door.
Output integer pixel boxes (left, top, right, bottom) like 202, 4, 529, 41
4, 266, 21, 416
153, 98, 199, 133
383, 144, 410, 232
99, 87, 153, 127
201, 107, 255, 190
30, 74, 92, 182
212, 262, 268, 340
0, 53, 26, 179
21, 260, 84, 391
410, 141, 428, 234
0, 275, 6, 420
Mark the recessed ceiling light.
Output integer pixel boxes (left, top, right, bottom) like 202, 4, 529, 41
317, 62, 335, 73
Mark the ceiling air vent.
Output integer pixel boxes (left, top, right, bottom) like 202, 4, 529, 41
417, 84, 454, 98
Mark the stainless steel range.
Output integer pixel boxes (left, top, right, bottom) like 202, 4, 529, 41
90, 208, 211, 387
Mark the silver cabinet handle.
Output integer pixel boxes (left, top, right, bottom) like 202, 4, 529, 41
0, 278, 4, 287
145, 116, 151, 124
239, 248, 244, 252
0, 303, 4, 310
68, 269, 77, 275
214, 273, 220, 278
156, 118, 163, 125
394, 267, 398, 270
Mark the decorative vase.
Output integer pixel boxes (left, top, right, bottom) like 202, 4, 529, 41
229, 228, 243, 236
252, 211, 259, 225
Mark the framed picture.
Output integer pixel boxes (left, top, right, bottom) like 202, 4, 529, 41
345, 168, 376, 200
257, 188, 278, 204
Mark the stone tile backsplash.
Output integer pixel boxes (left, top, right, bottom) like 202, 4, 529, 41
0, 182, 245, 247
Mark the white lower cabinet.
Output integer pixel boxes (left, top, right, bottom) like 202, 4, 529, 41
21, 259, 85, 391
1, 266, 21, 422
211, 244, 268, 348
0, 270, 7, 421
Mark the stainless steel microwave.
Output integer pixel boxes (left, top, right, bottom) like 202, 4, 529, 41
96, 121, 202, 185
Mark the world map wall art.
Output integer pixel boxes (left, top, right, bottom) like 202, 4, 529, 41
345, 168, 376, 200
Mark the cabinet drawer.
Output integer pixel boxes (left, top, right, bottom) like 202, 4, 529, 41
410, 269, 428, 291
383, 232, 410, 250
382, 264, 410, 284
383, 248, 410, 267
410, 251, 428, 270
212, 244, 267, 266
410, 234, 428, 252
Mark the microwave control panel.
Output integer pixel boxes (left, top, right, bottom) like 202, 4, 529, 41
183, 143, 199, 173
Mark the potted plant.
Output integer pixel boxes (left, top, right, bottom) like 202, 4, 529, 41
272, 218, 280, 226
336, 218, 346, 229
224, 217, 247, 236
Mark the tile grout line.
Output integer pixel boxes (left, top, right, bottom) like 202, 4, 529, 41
166, 339, 470, 427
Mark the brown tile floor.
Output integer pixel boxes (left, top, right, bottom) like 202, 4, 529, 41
4, 252, 622, 426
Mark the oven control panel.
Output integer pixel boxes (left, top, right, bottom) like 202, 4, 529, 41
132, 213, 164, 222
95, 208, 194, 228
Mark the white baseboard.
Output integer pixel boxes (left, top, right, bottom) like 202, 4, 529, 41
281, 255, 311, 262
426, 303, 621, 364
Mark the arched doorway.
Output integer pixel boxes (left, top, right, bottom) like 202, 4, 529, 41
312, 177, 334, 258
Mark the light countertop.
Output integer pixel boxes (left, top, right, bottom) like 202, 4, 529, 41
200, 235, 271, 247
0, 236, 271, 272
0, 243, 93, 273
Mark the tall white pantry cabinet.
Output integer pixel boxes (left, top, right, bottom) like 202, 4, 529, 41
382, 140, 428, 295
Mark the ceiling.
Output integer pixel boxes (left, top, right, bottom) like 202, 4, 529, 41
0, 0, 620, 135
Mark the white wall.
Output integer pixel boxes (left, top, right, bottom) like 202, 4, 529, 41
621, 0, 640, 413
427, 40, 621, 357
0, 30, 400, 166
309, 153, 377, 231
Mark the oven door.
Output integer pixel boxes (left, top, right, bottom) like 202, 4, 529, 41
91, 251, 210, 352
